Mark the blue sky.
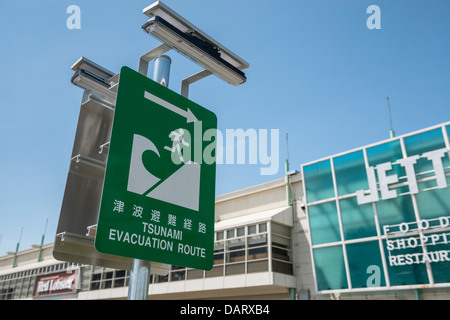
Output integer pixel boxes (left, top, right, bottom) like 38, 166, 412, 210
0, 0, 448, 256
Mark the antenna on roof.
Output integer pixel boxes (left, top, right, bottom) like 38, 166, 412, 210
285, 133, 291, 206
386, 96, 395, 138
38, 218, 49, 262
285, 133, 290, 172
12, 227, 23, 268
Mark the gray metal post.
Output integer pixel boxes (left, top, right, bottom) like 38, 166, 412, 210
127, 259, 152, 300
153, 55, 171, 87
127, 54, 171, 300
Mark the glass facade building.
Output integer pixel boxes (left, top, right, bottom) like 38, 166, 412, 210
303, 122, 450, 293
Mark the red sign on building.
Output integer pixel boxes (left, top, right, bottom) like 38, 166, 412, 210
34, 270, 78, 297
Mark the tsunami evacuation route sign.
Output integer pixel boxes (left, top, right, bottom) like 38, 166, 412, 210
94, 66, 217, 270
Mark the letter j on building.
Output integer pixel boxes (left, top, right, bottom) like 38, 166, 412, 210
94, 66, 217, 270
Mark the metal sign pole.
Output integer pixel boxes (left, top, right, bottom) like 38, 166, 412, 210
127, 54, 171, 300
127, 259, 151, 300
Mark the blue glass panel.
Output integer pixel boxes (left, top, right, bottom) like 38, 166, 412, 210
346, 241, 386, 288
404, 128, 447, 190
340, 197, 377, 240
367, 140, 403, 168
447, 125, 450, 185
308, 201, 341, 245
304, 159, 335, 203
416, 187, 450, 220
447, 125, 450, 145
313, 246, 348, 291
334, 151, 369, 196
383, 240, 429, 286
430, 236, 450, 284
366, 140, 408, 195
404, 128, 445, 157
377, 195, 416, 232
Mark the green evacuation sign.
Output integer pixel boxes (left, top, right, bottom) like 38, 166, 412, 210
95, 66, 217, 270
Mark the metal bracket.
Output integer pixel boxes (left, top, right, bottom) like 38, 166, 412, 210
138, 43, 171, 76
71, 154, 106, 169
99, 142, 110, 155
181, 69, 212, 98
139, 44, 213, 97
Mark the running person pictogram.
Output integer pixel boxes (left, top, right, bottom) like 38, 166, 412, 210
164, 128, 190, 163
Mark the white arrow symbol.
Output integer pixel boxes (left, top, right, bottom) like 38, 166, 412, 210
144, 91, 198, 123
